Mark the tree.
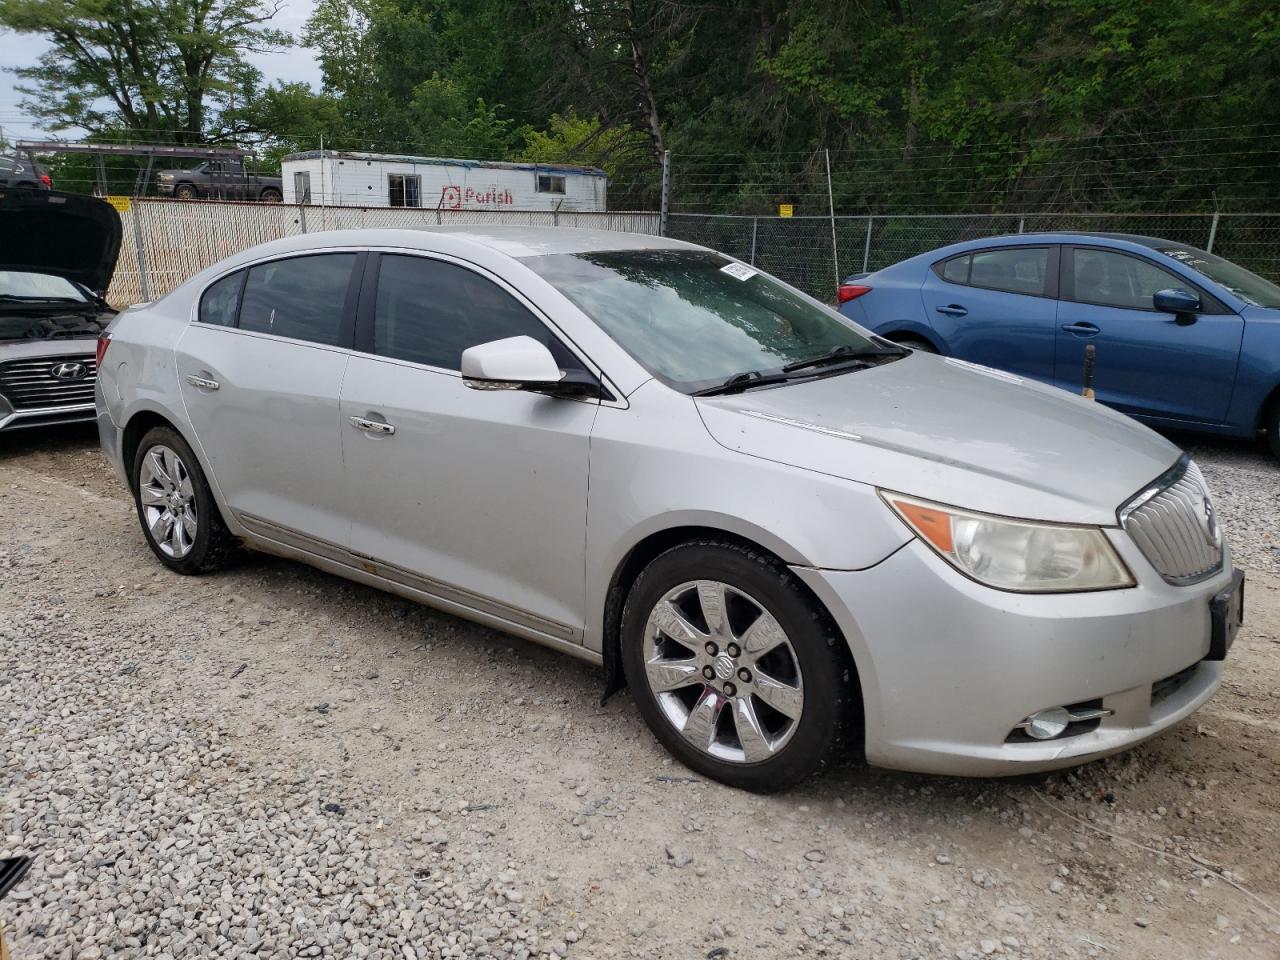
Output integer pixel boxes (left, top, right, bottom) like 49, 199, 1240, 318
0, 0, 292, 142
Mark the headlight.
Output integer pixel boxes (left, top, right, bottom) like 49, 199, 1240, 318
882, 492, 1134, 593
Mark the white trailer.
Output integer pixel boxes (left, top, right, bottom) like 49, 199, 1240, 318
280, 151, 608, 211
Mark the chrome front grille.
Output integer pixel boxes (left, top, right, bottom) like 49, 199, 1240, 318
1120, 457, 1223, 586
0, 355, 98, 411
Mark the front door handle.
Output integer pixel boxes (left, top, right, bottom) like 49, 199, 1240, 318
1060, 322, 1101, 337
185, 374, 220, 390
349, 415, 395, 436
935, 304, 968, 318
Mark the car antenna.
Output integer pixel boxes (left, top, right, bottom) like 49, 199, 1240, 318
1082, 344, 1096, 400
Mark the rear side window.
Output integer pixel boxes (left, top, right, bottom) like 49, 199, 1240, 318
239, 254, 356, 346
199, 271, 244, 327
372, 255, 580, 371
941, 256, 969, 283
968, 248, 1049, 296
1071, 248, 1195, 311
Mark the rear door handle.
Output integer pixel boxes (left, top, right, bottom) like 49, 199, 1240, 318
349, 416, 395, 436
935, 304, 968, 318
1060, 322, 1101, 337
185, 374, 220, 390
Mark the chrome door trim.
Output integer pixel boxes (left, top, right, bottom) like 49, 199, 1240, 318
185, 374, 221, 390
236, 513, 585, 651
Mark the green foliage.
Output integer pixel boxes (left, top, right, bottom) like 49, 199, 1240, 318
519, 113, 648, 178
9, 0, 1280, 210
0, 0, 292, 143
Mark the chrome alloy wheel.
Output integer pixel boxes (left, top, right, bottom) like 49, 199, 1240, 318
642, 580, 805, 763
138, 445, 198, 559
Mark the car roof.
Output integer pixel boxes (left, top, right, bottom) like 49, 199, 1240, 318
931, 231, 1199, 255
229, 225, 703, 263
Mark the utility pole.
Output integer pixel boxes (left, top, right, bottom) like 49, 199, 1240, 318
659, 150, 671, 237
825, 149, 840, 289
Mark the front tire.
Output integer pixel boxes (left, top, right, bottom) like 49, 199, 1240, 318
174, 183, 198, 200
259, 187, 282, 202
132, 426, 238, 573
1267, 401, 1280, 462
621, 540, 854, 792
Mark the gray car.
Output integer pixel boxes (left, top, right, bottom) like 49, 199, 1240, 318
95, 227, 1243, 791
1, 190, 120, 432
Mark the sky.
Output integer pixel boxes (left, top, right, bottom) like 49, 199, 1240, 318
0, 0, 323, 142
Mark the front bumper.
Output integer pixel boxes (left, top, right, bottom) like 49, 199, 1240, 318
0, 401, 97, 432
795, 533, 1233, 777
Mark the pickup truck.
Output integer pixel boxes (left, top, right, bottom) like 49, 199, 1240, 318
154, 159, 283, 202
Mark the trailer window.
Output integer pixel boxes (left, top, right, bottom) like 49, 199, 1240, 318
294, 171, 311, 204
389, 174, 421, 208
536, 174, 566, 194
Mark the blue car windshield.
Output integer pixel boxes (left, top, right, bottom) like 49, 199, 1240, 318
1159, 247, 1280, 308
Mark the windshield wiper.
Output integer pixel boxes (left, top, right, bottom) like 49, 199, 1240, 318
691, 370, 795, 397
781, 342, 907, 374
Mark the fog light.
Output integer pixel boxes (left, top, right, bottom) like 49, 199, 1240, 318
1022, 707, 1071, 741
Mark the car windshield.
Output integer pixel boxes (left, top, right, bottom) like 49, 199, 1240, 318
0, 271, 87, 303
523, 249, 878, 392
1158, 247, 1280, 308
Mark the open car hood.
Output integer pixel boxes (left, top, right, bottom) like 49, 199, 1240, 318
0, 189, 123, 296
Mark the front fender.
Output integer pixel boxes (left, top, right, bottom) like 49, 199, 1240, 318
582, 382, 913, 652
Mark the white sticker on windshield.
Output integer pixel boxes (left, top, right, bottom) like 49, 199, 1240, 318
720, 262, 757, 281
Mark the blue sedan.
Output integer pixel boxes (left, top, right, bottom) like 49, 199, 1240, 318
838, 233, 1280, 457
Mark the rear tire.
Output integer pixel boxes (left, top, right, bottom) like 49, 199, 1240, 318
132, 426, 238, 574
621, 539, 854, 792
1266, 401, 1280, 462
260, 187, 282, 202
896, 336, 938, 354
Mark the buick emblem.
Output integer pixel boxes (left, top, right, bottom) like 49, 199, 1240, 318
50, 361, 88, 380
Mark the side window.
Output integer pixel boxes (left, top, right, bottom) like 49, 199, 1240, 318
373, 255, 582, 371
389, 174, 421, 208
239, 254, 356, 346
199, 271, 244, 327
968, 247, 1049, 296
536, 174, 566, 194
941, 255, 969, 284
1072, 248, 1195, 311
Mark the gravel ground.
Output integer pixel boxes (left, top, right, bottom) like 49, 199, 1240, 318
2, 426, 1279, 960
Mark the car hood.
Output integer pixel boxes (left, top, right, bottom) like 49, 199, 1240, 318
0, 189, 123, 295
695, 353, 1181, 525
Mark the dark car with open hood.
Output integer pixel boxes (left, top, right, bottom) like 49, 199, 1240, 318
0, 189, 122, 432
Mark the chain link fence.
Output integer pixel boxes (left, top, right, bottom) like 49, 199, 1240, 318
108, 200, 1280, 309
667, 211, 1280, 300
107, 199, 661, 306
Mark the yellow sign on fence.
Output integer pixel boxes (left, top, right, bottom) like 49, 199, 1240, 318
778, 203, 794, 218
104, 196, 132, 213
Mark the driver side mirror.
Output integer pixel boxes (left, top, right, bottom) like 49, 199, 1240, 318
461, 336, 601, 398
1153, 288, 1200, 325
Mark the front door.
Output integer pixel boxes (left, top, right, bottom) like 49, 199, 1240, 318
340, 252, 599, 638
919, 245, 1060, 381
175, 252, 361, 546
1053, 246, 1244, 423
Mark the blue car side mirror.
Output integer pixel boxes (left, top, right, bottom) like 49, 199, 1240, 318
1153, 288, 1200, 323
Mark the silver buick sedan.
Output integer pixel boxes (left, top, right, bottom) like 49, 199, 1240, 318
96, 227, 1242, 791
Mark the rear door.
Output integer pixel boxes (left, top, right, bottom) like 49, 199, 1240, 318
919, 245, 1060, 380
175, 251, 363, 546
340, 252, 599, 638
1053, 245, 1244, 423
